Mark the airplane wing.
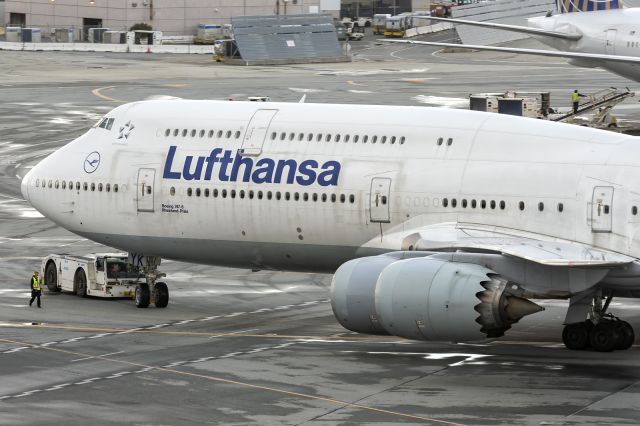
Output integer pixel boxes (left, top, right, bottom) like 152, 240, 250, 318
364, 222, 635, 267
425, 16, 582, 41
382, 39, 640, 66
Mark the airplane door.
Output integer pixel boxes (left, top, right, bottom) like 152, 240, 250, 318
240, 109, 278, 156
137, 168, 155, 213
591, 186, 613, 233
605, 29, 617, 54
370, 177, 391, 223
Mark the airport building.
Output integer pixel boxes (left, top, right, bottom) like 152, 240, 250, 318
0, 0, 333, 36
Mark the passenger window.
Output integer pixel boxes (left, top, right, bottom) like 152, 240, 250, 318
222, 189, 227, 198
226, 131, 232, 139
322, 194, 327, 202
335, 134, 341, 142
451, 198, 457, 208
363, 135, 368, 143
204, 188, 210, 197
558, 202, 564, 213
62, 181, 66, 190
372, 136, 378, 144
173, 129, 179, 137
390, 136, 396, 144
195, 188, 201, 197
285, 192, 291, 200
345, 135, 350, 143
340, 194, 346, 203
209, 130, 215, 138
280, 132, 286, 141
298, 133, 304, 141
217, 130, 223, 138
114, 184, 119, 193
307, 134, 313, 141
490, 200, 496, 209
55, 181, 59, 189
317, 134, 323, 142
182, 129, 188, 137
462, 199, 467, 208
240, 190, 245, 199
538, 202, 544, 212
331, 194, 337, 202
354, 135, 359, 143
235, 131, 241, 139
303, 193, 309, 201
294, 192, 300, 201
326, 134, 332, 142
443, 198, 449, 207
276, 192, 282, 200
170, 187, 175, 196
199, 130, 205, 138
400, 136, 405, 145
249, 190, 254, 199
500, 200, 505, 210
481, 200, 486, 209
76, 182, 81, 191
604, 205, 610, 214
632, 206, 638, 216
187, 188, 193, 197
312, 193, 318, 202
289, 133, 295, 141
349, 194, 355, 204
98, 183, 103, 192
437, 137, 443, 146
447, 138, 453, 146
271, 132, 277, 140
231, 190, 236, 198
519, 201, 525, 211
91, 183, 96, 191
381, 136, 387, 144
165, 129, 171, 137
213, 189, 219, 198
257, 191, 263, 199
191, 129, 197, 137
471, 199, 477, 208
267, 191, 273, 200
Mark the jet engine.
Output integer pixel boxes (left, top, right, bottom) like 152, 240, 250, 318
331, 255, 543, 342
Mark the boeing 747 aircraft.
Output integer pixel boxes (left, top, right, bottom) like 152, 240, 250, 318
21, 99, 640, 352
386, 0, 640, 83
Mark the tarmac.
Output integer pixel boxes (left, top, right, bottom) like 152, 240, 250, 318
1, 34, 640, 425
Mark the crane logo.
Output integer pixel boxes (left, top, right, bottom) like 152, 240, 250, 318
84, 151, 101, 174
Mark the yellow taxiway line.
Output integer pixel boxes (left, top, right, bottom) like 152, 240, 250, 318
91, 86, 124, 102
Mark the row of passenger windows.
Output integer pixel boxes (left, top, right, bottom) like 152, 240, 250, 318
626, 41, 640, 48
269, 131, 406, 145
36, 179, 120, 193
165, 128, 242, 139
163, 127, 407, 146
441, 198, 560, 212
176, 186, 357, 204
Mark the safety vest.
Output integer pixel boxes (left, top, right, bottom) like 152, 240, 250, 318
32, 276, 41, 291
572, 92, 580, 103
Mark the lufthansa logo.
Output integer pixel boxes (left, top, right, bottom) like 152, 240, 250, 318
84, 151, 101, 174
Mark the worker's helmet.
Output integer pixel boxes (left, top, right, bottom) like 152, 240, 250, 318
33, 271, 39, 275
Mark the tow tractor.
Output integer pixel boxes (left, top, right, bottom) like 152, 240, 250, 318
41, 253, 169, 308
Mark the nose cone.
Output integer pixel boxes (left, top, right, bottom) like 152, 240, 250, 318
21, 170, 31, 203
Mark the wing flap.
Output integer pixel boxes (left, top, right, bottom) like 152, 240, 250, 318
363, 222, 634, 267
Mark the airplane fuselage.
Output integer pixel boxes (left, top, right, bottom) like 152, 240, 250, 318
21, 100, 640, 274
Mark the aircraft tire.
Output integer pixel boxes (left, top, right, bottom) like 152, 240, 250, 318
614, 321, 635, 350
562, 322, 590, 350
135, 283, 150, 308
154, 282, 169, 308
589, 322, 620, 352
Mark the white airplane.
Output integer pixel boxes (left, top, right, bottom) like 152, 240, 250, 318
386, 0, 640, 82
21, 99, 640, 352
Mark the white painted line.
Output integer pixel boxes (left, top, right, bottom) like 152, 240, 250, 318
39, 342, 58, 347
45, 383, 71, 391
71, 350, 124, 362
3, 347, 29, 353
88, 333, 112, 339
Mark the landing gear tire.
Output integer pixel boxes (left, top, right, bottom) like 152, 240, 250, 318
154, 282, 169, 308
614, 321, 635, 350
562, 322, 591, 350
45, 262, 60, 292
589, 321, 620, 352
135, 283, 150, 308
75, 269, 87, 298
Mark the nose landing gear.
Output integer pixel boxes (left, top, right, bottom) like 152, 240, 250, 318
562, 294, 635, 351
134, 255, 169, 309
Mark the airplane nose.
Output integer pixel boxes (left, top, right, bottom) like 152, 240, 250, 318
21, 171, 31, 203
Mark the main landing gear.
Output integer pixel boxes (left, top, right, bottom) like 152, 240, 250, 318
135, 255, 169, 309
562, 294, 635, 352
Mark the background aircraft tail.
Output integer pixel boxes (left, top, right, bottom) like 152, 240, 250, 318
556, 0, 622, 13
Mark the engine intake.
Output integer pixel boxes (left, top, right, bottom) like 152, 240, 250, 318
331, 256, 543, 342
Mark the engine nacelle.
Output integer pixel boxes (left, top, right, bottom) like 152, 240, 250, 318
331, 255, 544, 342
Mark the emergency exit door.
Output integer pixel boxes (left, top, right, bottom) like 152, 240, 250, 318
370, 177, 391, 223
137, 168, 155, 213
605, 29, 617, 54
591, 186, 613, 233
240, 109, 278, 156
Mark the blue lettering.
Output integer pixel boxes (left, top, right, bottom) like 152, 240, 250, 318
230, 153, 254, 182
317, 161, 341, 187
204, 148, 223, 180
296, 160, 318, 186
163, 147, 341, 186
218, 150, 233, 182
183, 156, 205, 181
252, 158, 275, 184
275, 159, 297, 184
163, 146, 182, 179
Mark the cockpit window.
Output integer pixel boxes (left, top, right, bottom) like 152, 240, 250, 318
97, 117, 115, 130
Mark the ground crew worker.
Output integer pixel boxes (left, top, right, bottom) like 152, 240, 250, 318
29, 271, 42, 308
572, 89, 586, 113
